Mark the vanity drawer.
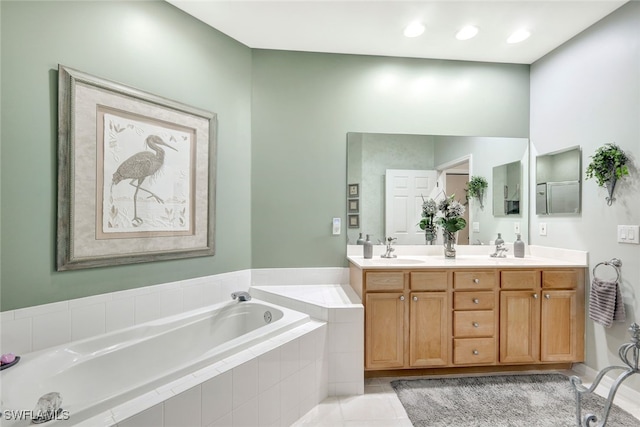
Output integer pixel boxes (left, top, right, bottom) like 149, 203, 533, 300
453, 311, 495, 337
453, 271, 498, 290
453, 291, 495, 310
501, 270, 541, 290
365, 271, 405, 291
543, 269, 580, 289
410, 271, 448, 291
453, 338, 496, 365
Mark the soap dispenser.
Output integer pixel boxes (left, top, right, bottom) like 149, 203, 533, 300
356, 233, 364, 245
363, 235, 373, 259
495, 233, 504, 246
514, 234, 525, 258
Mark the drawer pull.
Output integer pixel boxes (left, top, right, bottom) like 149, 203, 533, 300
473, 298, 480, 304
473, 278, 480, 284
400, 295, 405, 301
472, 322, 479, 328
413, 296, 418, 301
533, 293, 539, 299
472, 350, 479, 355
545, 294, 550, 299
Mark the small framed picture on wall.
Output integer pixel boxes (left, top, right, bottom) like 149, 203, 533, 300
348, 183, 359, 198
348, 199, 359, 213
348, 214, 360, 228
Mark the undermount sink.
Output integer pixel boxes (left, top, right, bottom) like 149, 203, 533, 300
375, 257, 425, 264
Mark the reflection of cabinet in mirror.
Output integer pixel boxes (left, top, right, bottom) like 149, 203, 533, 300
492, 161, 521, 216
536, 146, 581, 215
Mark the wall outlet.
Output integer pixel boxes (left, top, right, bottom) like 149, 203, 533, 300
539, 223, 547, 236
617, 225, 639, 244
473, 222, 480, 233
514, 222, 521, 234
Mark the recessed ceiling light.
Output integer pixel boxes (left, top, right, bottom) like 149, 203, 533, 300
507, 29, 531, 44
404, 21, 425, 38
456, 25, 479, 41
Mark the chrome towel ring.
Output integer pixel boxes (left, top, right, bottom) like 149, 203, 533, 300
593, 258, 622, 282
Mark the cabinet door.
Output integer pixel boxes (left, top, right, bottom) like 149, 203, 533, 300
409, 292, 448, 367
365, 293, 405, 369
500, 290, 540, 363
541, 290, 579, 362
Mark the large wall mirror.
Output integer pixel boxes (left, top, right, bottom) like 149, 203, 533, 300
347, 133, 529, 246
535, 146, 581, 215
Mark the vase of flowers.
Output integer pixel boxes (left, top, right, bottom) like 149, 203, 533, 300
418, 197, 438, 245
436, 194, 467, 258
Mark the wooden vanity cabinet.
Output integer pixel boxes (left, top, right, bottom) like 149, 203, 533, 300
500, 269, 585, 364
356, 264, 585, 373
364, 270, 449, 370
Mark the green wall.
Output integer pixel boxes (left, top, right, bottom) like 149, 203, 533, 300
251, 50, 530, 267
0, 1, 252, 310
1, 1, 531, 311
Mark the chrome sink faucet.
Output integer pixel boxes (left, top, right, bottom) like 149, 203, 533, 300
381, 237, 397, 258
490, 243, 508, 258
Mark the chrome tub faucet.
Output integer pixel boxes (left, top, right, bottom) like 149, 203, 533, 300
231, 291, 251, 302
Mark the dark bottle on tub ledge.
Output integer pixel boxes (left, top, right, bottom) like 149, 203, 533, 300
356, 233, 364, 245
514, 234, 525, 258
363, 235, 373, 259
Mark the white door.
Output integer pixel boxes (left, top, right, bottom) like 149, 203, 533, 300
385, 169, 438, 244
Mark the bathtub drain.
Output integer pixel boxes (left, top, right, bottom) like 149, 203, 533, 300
264, 311, 272, 323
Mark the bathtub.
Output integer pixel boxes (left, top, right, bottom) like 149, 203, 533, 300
0, 299, 310, 426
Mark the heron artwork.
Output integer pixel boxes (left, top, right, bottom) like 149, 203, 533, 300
111, 134, 177, 226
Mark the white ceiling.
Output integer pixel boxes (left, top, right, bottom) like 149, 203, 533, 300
167, 0, 627, 64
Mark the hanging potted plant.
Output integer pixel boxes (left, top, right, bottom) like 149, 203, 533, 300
466, 176, 488, 209
585, 143, 630, 205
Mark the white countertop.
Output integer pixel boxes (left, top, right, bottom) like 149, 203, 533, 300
347, 244, 588, 269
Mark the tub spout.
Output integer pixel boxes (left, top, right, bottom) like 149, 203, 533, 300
32, 392, 63, 424
231, 291, 251, 302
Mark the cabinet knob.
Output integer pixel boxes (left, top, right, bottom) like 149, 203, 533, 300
472, 322, 479, 328
533, 293, 539, 299
413, 296, 418, 301
472, 350, 479, 355
544, 294, 550, 299
473, 298, 479, 304
473, 278, 480, 284
400, 295, 405, 301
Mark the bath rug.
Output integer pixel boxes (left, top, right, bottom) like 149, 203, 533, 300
391, 373, 638, 427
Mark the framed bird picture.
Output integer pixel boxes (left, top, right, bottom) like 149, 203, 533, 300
56, 65, 216, 270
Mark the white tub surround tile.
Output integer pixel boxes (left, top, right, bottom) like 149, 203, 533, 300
232, 359, 259, 410
201, 370, 233, 426
250, 278, 364, 398
1, 270, 251, 355
163, 385, 202, 427
116, 404, 163, 427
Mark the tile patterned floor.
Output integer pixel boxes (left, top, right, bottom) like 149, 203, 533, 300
293, 371, 640, 426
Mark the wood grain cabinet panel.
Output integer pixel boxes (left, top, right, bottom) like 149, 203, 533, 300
454, 338, 496, 365
410, 271, 448, 291
542, 269, 580, 289
365, 271, 405, 292
453, 291, 495, 310
500, 290, 541, 364
409, 292, 448, 366
453, 270, 498, 290
454, 311, 495, 338
541, 290, 581, 362
501, 270, 541, 289
365, 293, 405, 369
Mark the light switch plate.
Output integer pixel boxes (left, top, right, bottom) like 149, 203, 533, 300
618, 225, 639, 244
332, 218, 341, 235
473, 222, 480, 233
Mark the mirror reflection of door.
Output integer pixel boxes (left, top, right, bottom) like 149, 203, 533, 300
385, 169, 438, 244
445, 173, 470, 245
